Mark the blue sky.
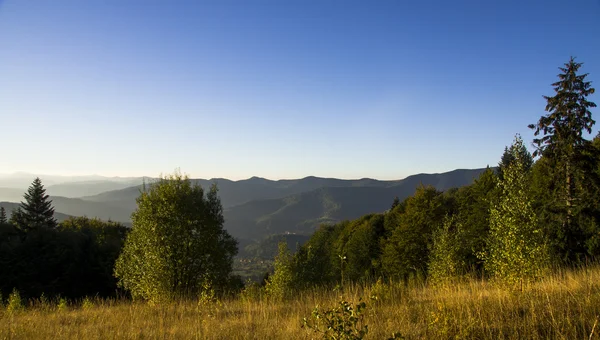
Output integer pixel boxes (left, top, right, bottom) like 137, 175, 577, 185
0, 0, 599, 180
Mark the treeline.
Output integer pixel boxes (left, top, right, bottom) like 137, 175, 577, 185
265, 57, 599, 295
0, 179, 128, 300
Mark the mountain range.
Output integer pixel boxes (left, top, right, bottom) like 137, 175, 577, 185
0, 168, 490, 241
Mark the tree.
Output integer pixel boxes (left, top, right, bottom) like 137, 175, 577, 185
265, 242, 295, 300
390, 196, 400, 210
11, 178, 57, 231
114, 171, 238, 302
381, 186, 450, 280
482, 135, 550, 288
0, 207, 7, 225
528, 57, 596, 262
498, 142, 533, 180
428, 216, 466, 285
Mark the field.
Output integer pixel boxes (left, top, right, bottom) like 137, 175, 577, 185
2, 267, 600, 339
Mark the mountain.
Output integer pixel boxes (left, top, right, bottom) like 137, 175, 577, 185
1, 168, 491, 239
46, 179, 144, 198
223, 168, 488, 240
0, 188, 28, 203
0, 202, 73, 222
81, 169, 484, 210
0, 172, 147, 189
49, 196, 133, 222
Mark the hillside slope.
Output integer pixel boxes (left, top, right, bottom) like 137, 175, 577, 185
224, 168, 488, 240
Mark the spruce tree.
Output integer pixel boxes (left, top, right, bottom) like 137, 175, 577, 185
528, 57, 597, 262
12, 178, 58, 231
0, 207, 7, 224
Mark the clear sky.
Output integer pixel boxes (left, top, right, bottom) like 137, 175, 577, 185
1, 0, 599, 180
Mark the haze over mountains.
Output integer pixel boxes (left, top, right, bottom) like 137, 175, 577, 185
0, 168, 491, 241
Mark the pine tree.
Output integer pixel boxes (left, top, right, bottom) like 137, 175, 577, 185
12, 178, 58, 231
528, 57, 596, 262
0, 207, 7, 224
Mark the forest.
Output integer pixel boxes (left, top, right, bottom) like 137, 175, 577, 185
1, 57, 599, 339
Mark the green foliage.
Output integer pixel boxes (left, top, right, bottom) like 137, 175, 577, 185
114, 171, 238, 303
11, 178, 57, 231
498, 142, 533, 180
7, 289, 23, 314
302, 298, 403, 340
482, 135, 550, 287
381, 186, 450, 280
81, 297, 94, 310
302, 299, 370, 340
0, 215, 128, 300
333, 214, 385, 283
428, 216, 467, 285
452, 167, 499, 271
529, 57, 596, 156
57, 297, 68, 312
265, 242, 295, 300
239, 281, 263, 302
529, 57, 597, 263
293, 224, 344, 287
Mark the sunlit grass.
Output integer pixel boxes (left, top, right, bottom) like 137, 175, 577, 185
2, 266, 600, 339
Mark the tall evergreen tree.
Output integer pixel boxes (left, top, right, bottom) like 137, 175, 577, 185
0, 207, 7, 224
528, 57, 597, 262
12, 178, 58, 231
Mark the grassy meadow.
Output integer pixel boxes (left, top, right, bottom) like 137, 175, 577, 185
2, 266, 600, 339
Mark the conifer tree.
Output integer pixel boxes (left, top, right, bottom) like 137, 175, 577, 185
528, 57, 596, 262
12, 178, 58, 231
497, 142, 533, 180
0, 207, 7, 224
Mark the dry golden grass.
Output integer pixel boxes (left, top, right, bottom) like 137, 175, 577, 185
2, 267, 600, 339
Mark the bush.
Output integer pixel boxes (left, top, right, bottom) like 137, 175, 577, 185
7, 289, 23, 314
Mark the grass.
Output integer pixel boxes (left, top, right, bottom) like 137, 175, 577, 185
2, 266, 600, 339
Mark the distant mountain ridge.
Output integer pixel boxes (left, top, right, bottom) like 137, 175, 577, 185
0, 168, 492, 240
223, 168, 490, 239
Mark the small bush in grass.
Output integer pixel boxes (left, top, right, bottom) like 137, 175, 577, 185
7, 289, 24, 314
57, 297, 68, 312
82, 297, 94, 310
240, 281, 263, 303
302, 298, 404, 339
197, 278, 221, 318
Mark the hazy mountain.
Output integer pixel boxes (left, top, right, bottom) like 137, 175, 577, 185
224, 168, 489, 240
0, 202, 73, 222
1, 168, 491, 239
46, 179, 145, 198
0, 188, 28, 203
48, 196, 133, 223
81, 169, 487, 210
0, 172, 148, 191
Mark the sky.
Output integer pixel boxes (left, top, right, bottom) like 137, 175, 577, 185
0, 0, 599, 180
